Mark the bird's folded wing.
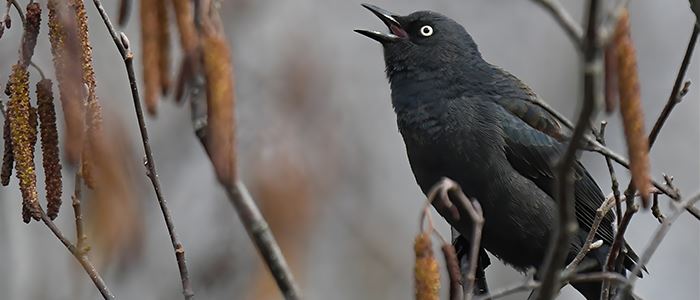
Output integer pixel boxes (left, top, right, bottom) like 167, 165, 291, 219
499, 110, 616, 245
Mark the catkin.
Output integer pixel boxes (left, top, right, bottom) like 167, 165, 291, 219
8, 65, 40, 222
614, 10, 651, 208
141, 0, 160, 115
414, 233, 440, 300
37, 79, 63, 219
20, 3, 42, 68
48, 0, 85, 164
1, 115, 13, 186
202, 17, 237, 185
156, 0, 171, 95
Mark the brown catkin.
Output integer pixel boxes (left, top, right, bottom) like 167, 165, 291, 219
81, 98, 103, 189
37, 79, 63, 219
69, 0, 103, 188
615, 10, 651, 208
156, 0, 171, 95
7, 65, 40, 222
415, 233, 440, 300
202, 17, 237, 185
69, 0, 97, 100
171, 0, 197, 53
141, 0, 160, 115
20, 2, 41, 68
171, 0, 199, 103
48, 0, 85, 164
1, 115, 13, 186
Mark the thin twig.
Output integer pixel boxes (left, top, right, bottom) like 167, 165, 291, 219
565, 195, 616, 272
443, 181, 484, 300
71, 172, 87, 252
605, 203, 638, 273
226, 182, 302, 300
425, 178, 485, 299
8, 0, 24, 25
475, 276, 539, 300
597, 121, 623, 224
535, 1, 601, 299
531, 0, 583, 47
38, 208, 114, 299
89, 1, 194, 298
648, 26, 698, 147
615, 192, 700, 299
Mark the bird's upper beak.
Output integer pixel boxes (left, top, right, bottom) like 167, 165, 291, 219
354, 4, 408, 43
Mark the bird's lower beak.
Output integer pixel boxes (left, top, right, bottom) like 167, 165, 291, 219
354, 4, 407, 43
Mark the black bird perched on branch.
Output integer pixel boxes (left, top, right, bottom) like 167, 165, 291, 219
356, 4, 643, 299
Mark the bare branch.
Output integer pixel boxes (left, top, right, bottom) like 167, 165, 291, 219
88, 1, 193, 298
531, 0, 583, 47
425, 178, 485, 300
615, 193, 700, 299
648, 26, 698, 147
475, 276, 539, 300
565, 195, 616, 272
226, 182, 302, 300
71, 172, 87, 251
597, 121, 623, 223
38, 208, 114, 299
535, 1, 602, 299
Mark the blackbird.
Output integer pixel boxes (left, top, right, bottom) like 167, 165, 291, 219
356, 4, 642, 299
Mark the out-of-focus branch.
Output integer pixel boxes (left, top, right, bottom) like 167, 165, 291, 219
615, 192, 700, 299
38, 208, 114, 299
535, 1, 602, 299
227, 182, 302, 299
89, 1, 194, 298
531, 0, 583, 47
184, 3, 302, 299
190, 96, 302, 299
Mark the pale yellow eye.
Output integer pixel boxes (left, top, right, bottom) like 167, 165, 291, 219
420, 25, 433, 37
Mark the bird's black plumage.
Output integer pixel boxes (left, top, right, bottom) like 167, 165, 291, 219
356, 5, 642, 299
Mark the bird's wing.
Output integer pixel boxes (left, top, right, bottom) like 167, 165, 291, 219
499, 109, 616, 245
489, 67, 567, 142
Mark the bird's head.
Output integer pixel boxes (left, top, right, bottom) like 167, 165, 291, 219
355, 4, 482, 79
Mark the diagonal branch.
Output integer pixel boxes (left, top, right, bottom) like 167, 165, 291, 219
615, 192, 700, 299
89, 1, 194, 298
531, 0, 583, 47
39, 207, 114, 299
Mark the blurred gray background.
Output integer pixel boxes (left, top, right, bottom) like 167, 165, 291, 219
1, 0, 698, 299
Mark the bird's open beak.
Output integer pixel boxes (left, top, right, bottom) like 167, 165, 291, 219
354, 4, 408, 43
